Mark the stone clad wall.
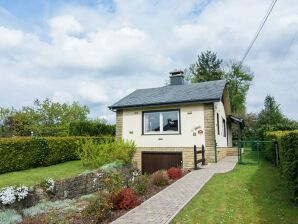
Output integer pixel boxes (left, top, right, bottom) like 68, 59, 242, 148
204, 103, 216, 162
116, 110, 123, 140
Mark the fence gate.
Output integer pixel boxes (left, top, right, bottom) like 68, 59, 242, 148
237, 140, 278, 165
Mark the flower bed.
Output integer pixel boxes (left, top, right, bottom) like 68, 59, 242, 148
1, 167, 189, 223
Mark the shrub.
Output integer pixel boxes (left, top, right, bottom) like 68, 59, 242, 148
69, 120, 116, 136
84, 172, 124, 222
102, 172, 123, 195
78, 139, 136, 168
111, 188, 140, 210
266, 130, 298, 202
0, 186, 29, 205
150, 170, 169, 186
0, 136, 114, 174
84, 191, 113, 222
0, 209, 22, 224
167, 167, 182, 180
22, 199, 76, 217
132, 174, 151, 196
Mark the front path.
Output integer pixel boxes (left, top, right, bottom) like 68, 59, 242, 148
112, 156, 238, 224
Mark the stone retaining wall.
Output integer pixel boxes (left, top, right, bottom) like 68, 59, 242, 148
53, 170, 105, 199
0, 169, 107, 210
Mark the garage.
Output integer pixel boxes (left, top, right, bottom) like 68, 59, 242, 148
142, 152, 182, 174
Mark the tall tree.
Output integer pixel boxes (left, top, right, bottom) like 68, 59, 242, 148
257, 95, 284, 126
187, 51, 253, 115
187, 50, 224, 82
224, 62, 254, 114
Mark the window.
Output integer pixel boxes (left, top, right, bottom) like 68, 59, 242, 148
217, 113, 220, 135
222, 118, 226, 137
143, 110, 180, 134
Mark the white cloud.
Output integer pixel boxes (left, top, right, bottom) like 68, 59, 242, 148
48, 15, 83, 38
0, 0, 298, 122
78, 81, 108, 103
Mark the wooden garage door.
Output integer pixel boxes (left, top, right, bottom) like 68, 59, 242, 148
142, 152, 182, 174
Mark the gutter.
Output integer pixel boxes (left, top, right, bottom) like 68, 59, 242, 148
108, 98, 221, 111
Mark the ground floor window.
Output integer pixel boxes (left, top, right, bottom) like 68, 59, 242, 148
143, 110, 180, 134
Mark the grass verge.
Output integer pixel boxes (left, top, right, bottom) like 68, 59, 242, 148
172, 159, 298, 224
0, 161, 93, 188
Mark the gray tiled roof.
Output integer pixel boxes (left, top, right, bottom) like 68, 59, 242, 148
109, 80, 226, 110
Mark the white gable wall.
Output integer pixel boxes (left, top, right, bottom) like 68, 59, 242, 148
122, 104, 205, 148
214, 101, 229, 147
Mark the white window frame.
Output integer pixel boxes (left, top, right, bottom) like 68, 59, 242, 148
143, 110, 180, 135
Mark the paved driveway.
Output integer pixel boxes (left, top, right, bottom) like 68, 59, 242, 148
112, 156, 238, 224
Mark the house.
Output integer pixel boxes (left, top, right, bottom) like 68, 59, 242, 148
109, 70, 241, 173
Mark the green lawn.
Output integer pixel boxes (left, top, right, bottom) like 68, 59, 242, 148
172, 159, 298, 224
0, 161, 93, 188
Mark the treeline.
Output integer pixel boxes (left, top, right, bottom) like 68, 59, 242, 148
0, 99, 115, 137
243, 95, 298, 140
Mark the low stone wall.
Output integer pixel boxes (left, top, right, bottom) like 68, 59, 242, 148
217, 148, 227, 160
53, 170, 105, 199
0, 169, 107, 210
217, 147, 238, 161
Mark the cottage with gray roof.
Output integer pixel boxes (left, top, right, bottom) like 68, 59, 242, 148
109, 70, 235, 173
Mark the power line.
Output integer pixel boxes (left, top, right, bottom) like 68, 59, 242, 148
241, 0, 278, 64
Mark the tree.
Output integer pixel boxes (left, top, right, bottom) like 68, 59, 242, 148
187, 51, 253, 115
186, 50, 224, 82
257, 95, 284, 126
224, 62, 254, 114
1, 99, 90, 137
254, 95, 291, 139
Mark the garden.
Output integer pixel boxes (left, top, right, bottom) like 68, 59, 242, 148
0, 136, 186, 224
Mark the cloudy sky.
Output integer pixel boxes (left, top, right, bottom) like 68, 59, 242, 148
0, 0, 297, 122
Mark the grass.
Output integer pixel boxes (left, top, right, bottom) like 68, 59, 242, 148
172, 157, 298, 224
0, 161, 93, 188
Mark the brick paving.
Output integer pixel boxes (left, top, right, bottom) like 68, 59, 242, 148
112, 156, 238, 224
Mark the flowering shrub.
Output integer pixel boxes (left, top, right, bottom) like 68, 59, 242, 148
111, 188, 140, 210
0, 186, 29, 205
167, 167, 182, 180
150, 170, 169, 186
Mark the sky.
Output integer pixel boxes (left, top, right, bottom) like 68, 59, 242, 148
0, 0, 297, 123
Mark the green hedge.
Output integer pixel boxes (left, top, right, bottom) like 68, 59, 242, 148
266, 130, 298, 202
69, 120, 115, 136
0, 136, 115, 174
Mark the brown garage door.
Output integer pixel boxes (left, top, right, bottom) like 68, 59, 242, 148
142, 152, 182, 174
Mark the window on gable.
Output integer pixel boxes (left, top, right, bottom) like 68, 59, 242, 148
143, 110, 180, 134
217, 113, 220, 135
222, 118, 226, 137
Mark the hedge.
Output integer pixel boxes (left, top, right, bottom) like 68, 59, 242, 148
69, 120, 116, 136
0, 136, 115, 174
266, 130, 298, 202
